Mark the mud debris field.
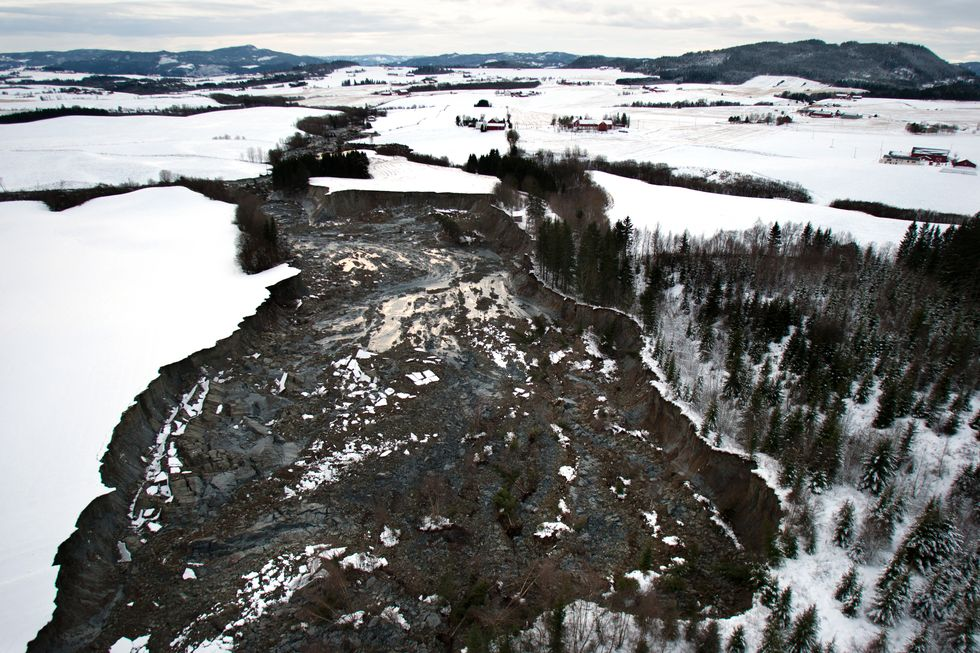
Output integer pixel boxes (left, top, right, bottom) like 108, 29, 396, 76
43, 193, 774, 653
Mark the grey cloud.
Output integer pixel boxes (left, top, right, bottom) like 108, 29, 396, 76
0, 2, 422, 40
0, 0, 976, 62
828, 0, 980, 30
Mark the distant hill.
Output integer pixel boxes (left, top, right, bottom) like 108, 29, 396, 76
400, 52, 578, 68
959, 62, 980, 76
0, 45, 326, 77
2, 42, 971, 91
321, 54, 409, 66
0, 47, 579, 76
569, 40, 973, 90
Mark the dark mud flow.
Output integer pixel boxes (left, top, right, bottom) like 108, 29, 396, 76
36, 191, 778, 652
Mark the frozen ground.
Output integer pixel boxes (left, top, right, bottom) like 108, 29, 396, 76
0, 187, 296, 652
310, 152, 499, 194
0, 84, 221, 114
329, 70, 980, 215
4, 65, 977, 214
0, 107, 335, 191
591, 170, 934, 247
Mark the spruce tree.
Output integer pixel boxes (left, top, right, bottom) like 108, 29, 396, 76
753, 568, 779, 608
759, 617, 785, 653
868, 558, 912, 626
802, 512, 819, 559
941, 391, 970, 435
937, 552, 979, 651
696, 621, 722, 653
726, 626, 747, 653
859, 440, 898, 496
701, 398, 719, 441
864, 631, 889, 653
834, 566, 863, 617
786, 605, 819, 653
943, 596, 977, 653
832, 500, 856, 549
896, 423, 917, 470
723, 311, 749, 400
809, 409, 843, 490
769, 222, 783, 253
855, 370, 874, 404
874, 373, 900, 429
924, 372, 952, 423
527, 194, 546, 232
858, 485, 908, 556
902, 626, 931, 653
911, 560, 960, 622
900, 498, 962, 574
773, 586, 794, 629
779, 528, 799, 559
897, 222, 919, 262
763, 404, 784, 455
558, 221, 575, 291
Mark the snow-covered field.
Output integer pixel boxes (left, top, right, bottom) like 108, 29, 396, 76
328, 70, 980, 216
591, 170, 932, 248
0, 107, 335, 190
0, 188, 297, 652
0, 84, 222, 114
0, 63, 977, 651
4, 65, 976, 215
311, 152, 499, 194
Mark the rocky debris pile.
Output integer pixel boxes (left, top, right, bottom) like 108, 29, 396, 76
41, 195, 772, 653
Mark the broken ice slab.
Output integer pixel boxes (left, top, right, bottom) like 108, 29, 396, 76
406, 370, 439, 386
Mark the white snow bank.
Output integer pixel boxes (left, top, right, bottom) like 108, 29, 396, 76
591, 170, 941, 248
310, 153, 499, 195
339, 552, 388, 572
0, 107, 336, 190
0, 187, 297, 652
534, 521, 572, 539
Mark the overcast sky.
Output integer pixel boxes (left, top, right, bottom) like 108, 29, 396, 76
1, 0, 978, 62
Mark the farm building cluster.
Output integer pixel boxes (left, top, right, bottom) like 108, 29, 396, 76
880, 146, 976, 170
455, 114, 511, 132
552, 113, 631, 132
800, 107, 863, 119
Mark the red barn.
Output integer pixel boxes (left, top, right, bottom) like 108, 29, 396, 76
573, 119, 610, 132
910, 147, 950, 164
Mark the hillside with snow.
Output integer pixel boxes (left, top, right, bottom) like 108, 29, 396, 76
0, 107, 336, 190
0, 188, 296, 652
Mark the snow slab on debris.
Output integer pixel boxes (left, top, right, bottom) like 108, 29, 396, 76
0, 187, 297, 652
591, 170, 942, 248
0, 107, 336, 191
310, 152, 499, 195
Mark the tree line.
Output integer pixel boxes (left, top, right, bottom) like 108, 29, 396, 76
270, 150, 370, 190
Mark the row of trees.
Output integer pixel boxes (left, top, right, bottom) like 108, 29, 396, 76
587, 157, 812, 203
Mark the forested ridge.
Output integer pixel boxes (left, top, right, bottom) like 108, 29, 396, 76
530, 168, 979, 648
